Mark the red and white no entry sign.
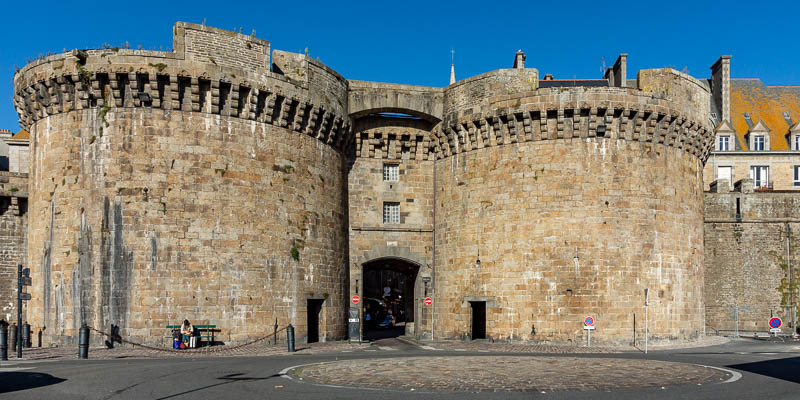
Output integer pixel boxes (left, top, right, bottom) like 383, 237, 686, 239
351, 295, 360, 304
424, 297, 432, 306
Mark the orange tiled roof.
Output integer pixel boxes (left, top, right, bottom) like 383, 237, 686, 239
731, 79, 800, 150
11, 129, 29, 140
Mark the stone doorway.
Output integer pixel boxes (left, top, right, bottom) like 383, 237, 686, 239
362, 258, 420, 340
307, 299, 324, 343
470, 301, 486, 340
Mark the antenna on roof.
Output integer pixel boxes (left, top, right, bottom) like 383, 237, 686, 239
600, 57, 606, 75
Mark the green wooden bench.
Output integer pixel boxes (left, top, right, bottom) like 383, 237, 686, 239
165, 325, 218, 348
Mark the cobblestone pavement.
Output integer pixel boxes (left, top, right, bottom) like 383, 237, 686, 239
416, 335, 729, 353
4, 340, 369, 361
292, 356, 731, 392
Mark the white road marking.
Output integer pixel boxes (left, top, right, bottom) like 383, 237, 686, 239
0, 367, 34, 372
378, 346, 396, 351
698, 365, 743, 384
420, 345, 437, 350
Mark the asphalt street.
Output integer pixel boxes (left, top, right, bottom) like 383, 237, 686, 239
0, 337, 798, 399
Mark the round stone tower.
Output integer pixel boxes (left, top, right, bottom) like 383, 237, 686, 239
13, 23, 351, 345
430, 67, 713, 344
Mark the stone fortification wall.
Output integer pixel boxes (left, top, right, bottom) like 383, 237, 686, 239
442, 69, 539, 120
13, 22, 352, 345
431, 79, 713, 344
348, 115, 435, 337
0, 172, 28, 322
705, 183, 800, 334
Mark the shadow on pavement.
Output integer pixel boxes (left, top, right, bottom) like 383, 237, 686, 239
0, 372, 66, 393
156, 372, 281, 400
729, 356, 800, 384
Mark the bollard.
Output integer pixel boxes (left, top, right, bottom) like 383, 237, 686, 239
78, 325, 90, 359
37, 329, 42, 347
0, 323, 7, 361
22, 322, 31, 348
287, 324, 295, 353
9, 324, 17, 354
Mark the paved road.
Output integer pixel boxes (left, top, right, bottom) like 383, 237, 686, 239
0, 337, 798, 399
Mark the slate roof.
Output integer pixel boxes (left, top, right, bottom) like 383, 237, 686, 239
730, 79, 800, 150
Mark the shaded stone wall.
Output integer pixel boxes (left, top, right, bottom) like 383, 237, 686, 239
0, 172, 28, 322
704, 188, 800, 334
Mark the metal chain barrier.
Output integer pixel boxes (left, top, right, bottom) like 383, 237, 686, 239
87, 325, 289, 355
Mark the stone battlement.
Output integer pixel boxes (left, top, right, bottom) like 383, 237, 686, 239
433, 87, 714, 162
13, 23, 352, 152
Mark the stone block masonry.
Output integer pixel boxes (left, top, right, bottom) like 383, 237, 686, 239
14, 22, 351, 345
11, 21, 747, 346
705, 185, 800, 334
0, 172, 28, 322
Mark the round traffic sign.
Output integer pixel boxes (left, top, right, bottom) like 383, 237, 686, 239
424, 297, 432, 306
769, 317, 782, 329
584, 316, 595, 326
351, 295, 360, 304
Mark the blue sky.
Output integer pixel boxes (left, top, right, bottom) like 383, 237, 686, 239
2, 0, 799, 131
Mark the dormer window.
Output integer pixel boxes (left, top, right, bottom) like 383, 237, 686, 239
718, 136, 730, 151
795, 136, 800, 151
753, 136, 765, 151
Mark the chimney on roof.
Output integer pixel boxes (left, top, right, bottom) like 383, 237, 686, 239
544, 73, 554, 81
604, 53, 627, 87
711, 55, 732, 123
513, 50, 526, 69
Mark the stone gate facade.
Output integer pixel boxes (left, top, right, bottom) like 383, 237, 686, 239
11, 21, 771, 346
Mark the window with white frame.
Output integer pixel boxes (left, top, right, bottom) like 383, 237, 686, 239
717, 166, 732, 182
794, 166, 800, 187
718, 136, 730, 151
750, 166, 769, 188
753, 136, 765, 151
794, 136, 800, 151
383, 202, 400, 223
383, 164, 399, 182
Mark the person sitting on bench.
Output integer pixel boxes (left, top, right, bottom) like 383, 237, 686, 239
180, 319, 196, 348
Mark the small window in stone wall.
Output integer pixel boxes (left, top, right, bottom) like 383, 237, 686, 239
753, 136, 765, 151
718, 135, 730, 151
794, 166, 800, 187
383, 202, 400, 224
794, 136, 800, 151
383, 164, 399, 182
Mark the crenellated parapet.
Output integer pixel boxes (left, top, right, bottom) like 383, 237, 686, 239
13, 22, 353, 152
432, 80, 714, 163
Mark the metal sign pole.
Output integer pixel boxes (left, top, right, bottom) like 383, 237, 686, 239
17, 265, 22, 359
588, 328, 591, 347
644, 288, 649, 355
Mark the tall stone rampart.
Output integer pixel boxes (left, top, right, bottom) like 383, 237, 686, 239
705, 183, 800, 334
431, 77, 714, 344
13, 22, 352, 345
0, 172, 28, 322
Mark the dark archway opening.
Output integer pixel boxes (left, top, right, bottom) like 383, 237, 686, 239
470, 301, 486, 340
307, 299, 323, 343
362, 258, 419, 341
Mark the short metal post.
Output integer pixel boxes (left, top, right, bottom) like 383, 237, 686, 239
22, 322, 31, 348
274, 318, 278, 345
78, 325, 90, 359
9, 324, 17, 355
287, 324, 295, 353
37, 329, 42, 347
0, 323, 8, 361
